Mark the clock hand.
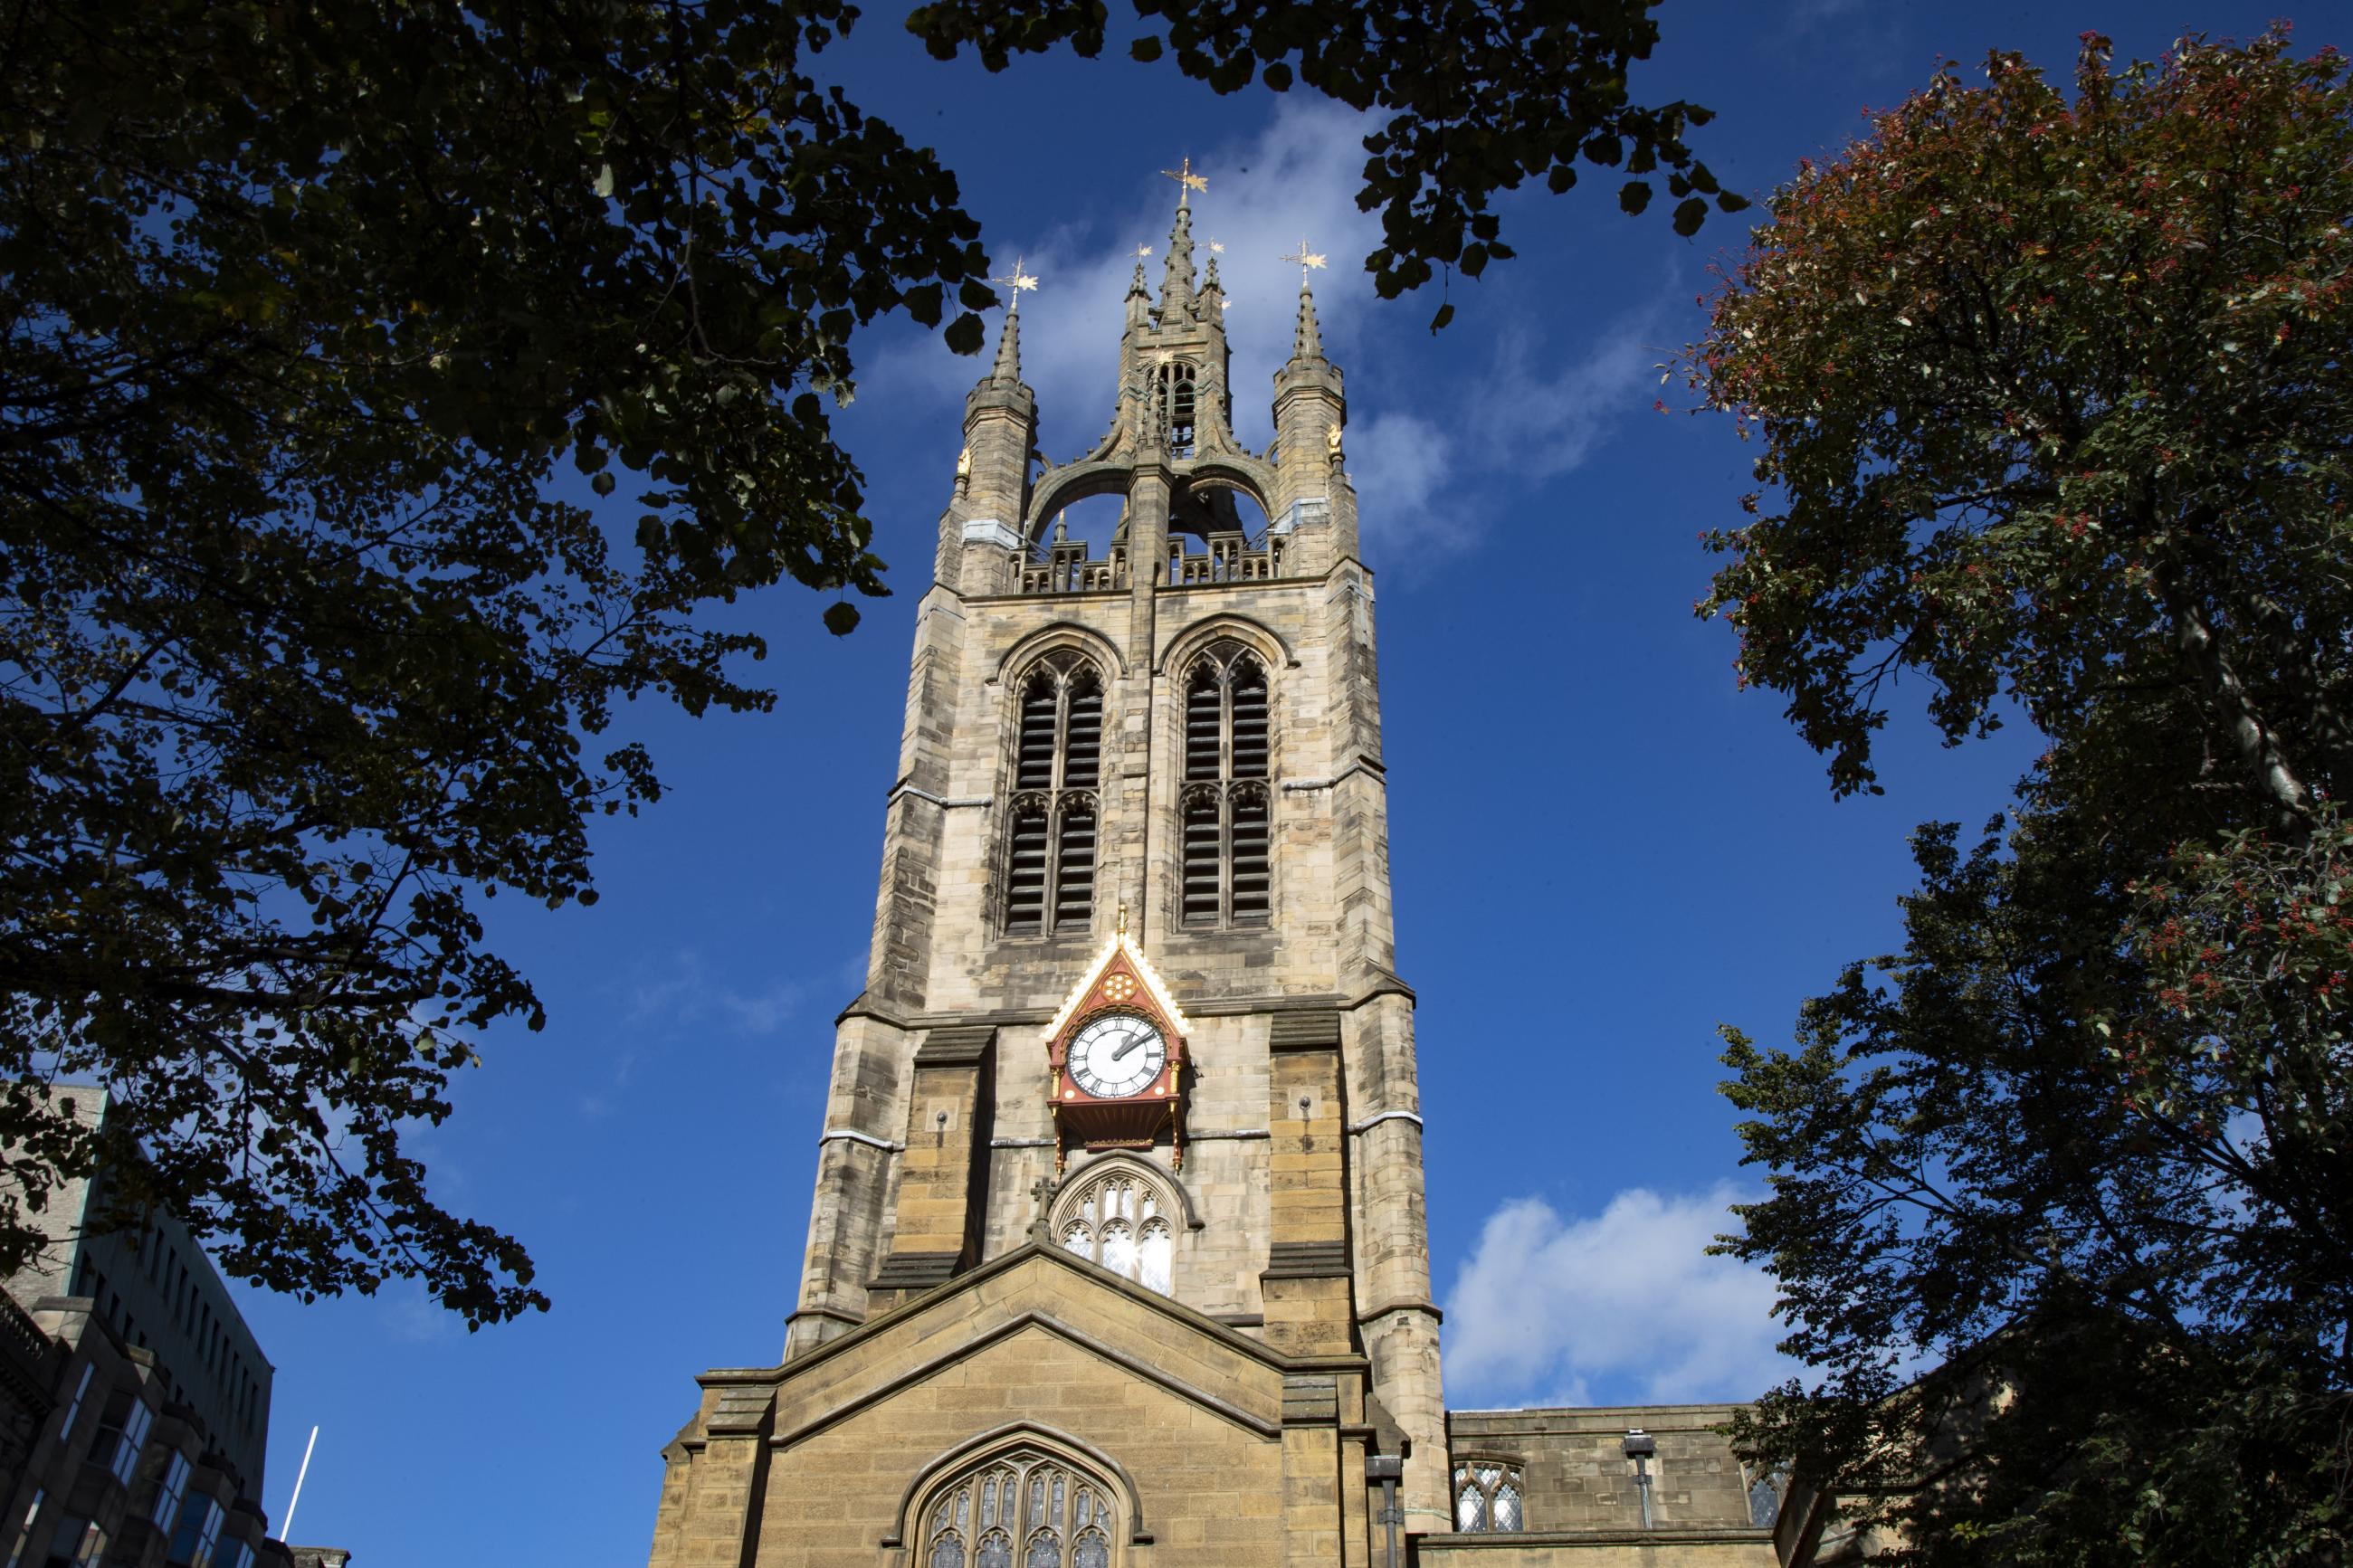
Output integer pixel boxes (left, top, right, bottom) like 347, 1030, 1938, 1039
1112, 1037, 1142, 1061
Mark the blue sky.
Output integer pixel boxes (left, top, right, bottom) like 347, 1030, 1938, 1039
232, 2, 2330, 1557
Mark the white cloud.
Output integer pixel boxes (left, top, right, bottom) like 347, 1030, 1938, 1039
1472, 313, 1662, 483
620, 949, 806, 1038
1441, 1183, 1797, 1409
581, 950, 808, 1116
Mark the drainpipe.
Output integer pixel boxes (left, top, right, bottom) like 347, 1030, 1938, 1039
1366, 1454, 1403, 1568
1623, 1429, 1657, 1531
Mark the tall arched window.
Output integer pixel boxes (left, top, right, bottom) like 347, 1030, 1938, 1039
1155, 361, 1196, 459
1005, 653, 1102, 936
1054, 1165, 1176, 1296
1179, 641, 1271, 927
922, 1449, 1117, 1568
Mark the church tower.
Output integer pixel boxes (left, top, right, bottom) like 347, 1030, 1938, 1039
647, 173, 1451, 1567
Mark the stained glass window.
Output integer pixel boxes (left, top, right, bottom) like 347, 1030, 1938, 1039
925, 1451, 1117, 1568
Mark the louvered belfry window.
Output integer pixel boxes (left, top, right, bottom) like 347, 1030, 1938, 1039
1179, 641, 1272, 927
1004, 653, 1103, 936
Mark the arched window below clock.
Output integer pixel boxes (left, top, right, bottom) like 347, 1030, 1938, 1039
919, 1446, 1119, 1568
1053, 1164, 1178, 1297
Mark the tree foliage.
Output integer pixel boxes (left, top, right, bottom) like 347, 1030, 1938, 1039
906, 0, 1748, 316
1, 0, 994, 1325
1692, 30, 2353, 1563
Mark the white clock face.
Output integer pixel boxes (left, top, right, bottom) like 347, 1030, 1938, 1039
1067, 1014, 1168, 1100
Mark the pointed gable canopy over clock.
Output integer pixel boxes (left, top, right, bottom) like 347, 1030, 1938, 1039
1041, 930, 1193, 1044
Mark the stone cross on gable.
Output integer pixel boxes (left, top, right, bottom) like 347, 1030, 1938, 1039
1027, 1175, 1058, 1244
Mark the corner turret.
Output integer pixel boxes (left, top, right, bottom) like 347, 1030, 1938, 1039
939, 271, 1039, 592
1271, 252, 1349, 556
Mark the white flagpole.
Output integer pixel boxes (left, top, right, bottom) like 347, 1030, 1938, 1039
279, 1425, 319, 1541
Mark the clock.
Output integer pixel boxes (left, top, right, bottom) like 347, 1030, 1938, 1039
1043, 938, 1191, 1170
1067, 1014, 1167, 1099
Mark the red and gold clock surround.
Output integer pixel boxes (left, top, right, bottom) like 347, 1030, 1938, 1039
1043, 940, 1189, 1173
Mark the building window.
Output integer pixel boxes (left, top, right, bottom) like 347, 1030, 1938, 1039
1452, 1461, 1525, 1533
5, 1488, 43, 1568
151, 1452, 190, 1526
88, 1394, 152, 1487
167, 1494, 223, 1568
1004, 652, 1103, 936
922, 1447, 1116, 1568
1054, 1167, 1176, 1296
45, 1516, 104, 1568
1178, 641, 1271, 927
54, 1364, 93, 1441
1743, 1463, 1787, 1528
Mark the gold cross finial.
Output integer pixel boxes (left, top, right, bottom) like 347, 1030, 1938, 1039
1160, 157, 1209, 204
989, 254, 1039, 310
1207, 238, 1225, 255
1132, 243, 1153, 262
1279, 237, 1329, 286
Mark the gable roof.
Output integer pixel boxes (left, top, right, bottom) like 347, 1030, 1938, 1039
1039, 931, 1193, 1042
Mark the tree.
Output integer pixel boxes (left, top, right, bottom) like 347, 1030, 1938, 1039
1692, 29, 2353, 1563
3, 0, 1729, 1324
909, 0, 1748, 325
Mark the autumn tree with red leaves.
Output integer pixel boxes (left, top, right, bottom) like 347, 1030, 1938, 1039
1693, 29, 2353, 1564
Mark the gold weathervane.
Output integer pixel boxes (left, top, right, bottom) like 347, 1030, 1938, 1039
1280, 237, 1328, 286
989, 255, 1039, 310
1160, 157, 1209, 202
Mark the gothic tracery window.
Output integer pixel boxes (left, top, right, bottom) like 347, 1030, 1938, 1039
1055, 1167, 1176, 1296
1179, 641, 1271, 927
923, 1449, 1116, 1568
1452, 1460, 1525, 1533
1005, 652, 1103, 936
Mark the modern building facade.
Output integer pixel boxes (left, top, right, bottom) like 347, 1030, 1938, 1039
646, 182, 1811, 1567
0, 1088, 335, 1568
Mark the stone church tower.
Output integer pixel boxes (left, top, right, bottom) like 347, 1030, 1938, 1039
644, 181, 1453, 1567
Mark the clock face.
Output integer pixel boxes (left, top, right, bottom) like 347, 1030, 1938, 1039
1066, 1013, 1168, 1100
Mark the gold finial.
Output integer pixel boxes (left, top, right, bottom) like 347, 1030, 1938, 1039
1207, 238, 1225, 255
1280, 237, 1329, 286
1132, 243, 1153, 262
989, 253, 1039, 310
1117, 901, 1129, 936
1160, 157, 1209, 204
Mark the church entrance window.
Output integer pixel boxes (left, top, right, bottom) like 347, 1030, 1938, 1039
1055, 1168, 1176, 1296
1180, 641, 1272, 927
921, 1450, 1117, 1568
1004, 653, 1103, 936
